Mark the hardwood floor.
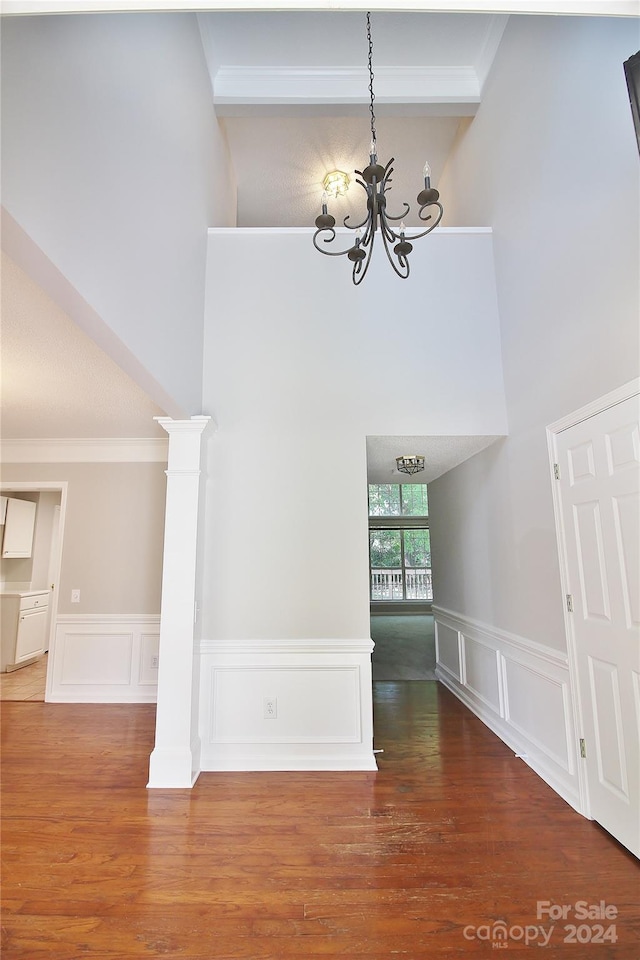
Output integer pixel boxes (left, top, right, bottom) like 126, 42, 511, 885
2, 682, 638, 958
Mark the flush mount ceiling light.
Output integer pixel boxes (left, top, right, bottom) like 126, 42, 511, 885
313, 11, 443, 285
323, 170, 351, 198
396, 455, 425, 476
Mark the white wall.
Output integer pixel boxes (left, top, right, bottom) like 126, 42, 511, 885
431, 15, 640, 650
197, 226, 505, 770
1, 13, 236, 416
201, 227, 507, 642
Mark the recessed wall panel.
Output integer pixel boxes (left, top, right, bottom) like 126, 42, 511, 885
464, 636, 500, 712
210, 666, 360, 743
435, 622, 460, 679
61, 632, 133, 685
503, 657, 570, 770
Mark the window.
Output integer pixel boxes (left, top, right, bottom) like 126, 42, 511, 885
368, 484, 432, 602
368, 483, 428, 517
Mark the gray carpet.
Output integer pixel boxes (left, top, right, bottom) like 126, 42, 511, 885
370, 614, 436, 681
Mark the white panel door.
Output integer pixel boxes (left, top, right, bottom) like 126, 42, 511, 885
556, 394, 640, 857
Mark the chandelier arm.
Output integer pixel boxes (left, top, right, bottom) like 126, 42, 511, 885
362, 208, 376, 246
400, 202, 444, 241
379, 211, 398, 245
353, 229, 375, 286
343, 177, 376, 231
381, 203, 411, 228
343, 211, 371, 231
380, 221, 410, 280
418, 200, 444, 224
313, 228, 362, 258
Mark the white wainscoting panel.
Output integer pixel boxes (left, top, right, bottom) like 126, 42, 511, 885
465, 636, 502, 714
433, 606, 580, 812
199, 639, 377, 771
50, 616, 159, 702
434, 621, 461, 680
501, 654, 572, 773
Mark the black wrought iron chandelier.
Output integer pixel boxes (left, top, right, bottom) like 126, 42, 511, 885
396, 455, 425, 476
313, 12, 443, 285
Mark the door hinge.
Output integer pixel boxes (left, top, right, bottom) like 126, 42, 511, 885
579, 738, 587, 759
566, 594, 574, 613
553, 463, 560, 480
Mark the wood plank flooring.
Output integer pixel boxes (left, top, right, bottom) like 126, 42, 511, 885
2, 682, 638, 958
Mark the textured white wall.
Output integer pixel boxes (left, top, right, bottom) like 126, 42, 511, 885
431, 15, 640, 650
1, 13, 236, 416
201, 228, 507, 641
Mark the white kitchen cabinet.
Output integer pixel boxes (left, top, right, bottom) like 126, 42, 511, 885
0, 591, 49, 671
2, 498, 37, 558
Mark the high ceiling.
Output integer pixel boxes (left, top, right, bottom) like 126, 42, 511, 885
2, 6, 511, 457
5, 2, 623, 472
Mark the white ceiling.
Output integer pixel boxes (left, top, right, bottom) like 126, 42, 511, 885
367, 434, 503, 483
0, 253, 167, 439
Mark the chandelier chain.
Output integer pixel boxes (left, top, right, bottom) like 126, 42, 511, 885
366, 11, 377, 147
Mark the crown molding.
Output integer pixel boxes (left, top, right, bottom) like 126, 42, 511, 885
1, 438, 169, 464
214, 64, 481, 116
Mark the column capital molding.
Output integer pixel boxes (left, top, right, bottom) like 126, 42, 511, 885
154, 415, 216, 437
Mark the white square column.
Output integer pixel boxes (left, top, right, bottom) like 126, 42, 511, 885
147, 416, 211, 788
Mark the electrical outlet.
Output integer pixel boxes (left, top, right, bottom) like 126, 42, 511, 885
263, 697, 277, 719
71, 589, 80, 603
151, 655, 159, 669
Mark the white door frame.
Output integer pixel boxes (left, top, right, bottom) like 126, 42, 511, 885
546, 377, 640, 817
0, 481, 68, 701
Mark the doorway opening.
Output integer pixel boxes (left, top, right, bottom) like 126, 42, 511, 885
0, 482, 67, 702
367, 481, 436, 682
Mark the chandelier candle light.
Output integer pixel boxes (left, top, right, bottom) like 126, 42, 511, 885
313, 11, 443, 285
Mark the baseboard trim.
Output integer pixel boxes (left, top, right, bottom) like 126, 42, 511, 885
201, 754, 378, 772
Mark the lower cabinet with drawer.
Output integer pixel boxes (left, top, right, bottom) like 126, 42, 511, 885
0, 591, 49, 672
